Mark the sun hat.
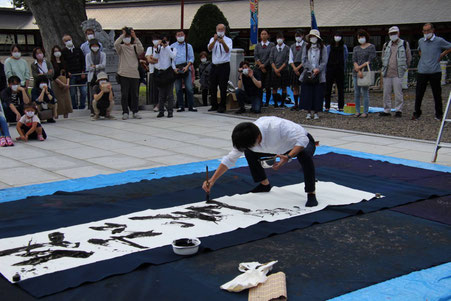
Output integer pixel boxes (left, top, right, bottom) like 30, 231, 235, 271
97, 72, 108, 81
306, 29, 321, 40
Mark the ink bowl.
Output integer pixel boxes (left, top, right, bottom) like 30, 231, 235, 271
172, 238, 201, 256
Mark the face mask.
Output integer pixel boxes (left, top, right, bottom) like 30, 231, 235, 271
123, 37, 132, 44
39, 83, 47, 89
295, 37, 303, 43
217, 31, 225, 38
54, 51, 62, 58
277, 38, 283, 45
201, 58, 207, 63
12, 52, 21, 59
91, 46, 100, 52
358, 37, 366, 45
334, 36, 342, 42
99, 80, 107, 85
177, 36, 185, 43
36, 53, 44, 60
424, 33, 433, 40
310, 37, 318, 44
242, 68, 249, 75
153, 40, 160, 46
26, 111, 35, 117
11, 85, 19, 92
389, 34, 399, 42
65, 40, 73, 48
87, 34, 95, 40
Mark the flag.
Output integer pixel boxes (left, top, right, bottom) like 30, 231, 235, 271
249, 0, 259, 50
310, 0, 318, 29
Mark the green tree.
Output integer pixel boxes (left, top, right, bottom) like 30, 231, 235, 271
188, 3, 230, 54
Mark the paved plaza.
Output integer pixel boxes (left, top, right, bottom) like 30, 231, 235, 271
0, 108, 450, 189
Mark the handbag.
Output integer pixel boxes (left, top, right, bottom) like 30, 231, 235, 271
303, 71, 319, 85
154, 67, 175, 86
357, 64, 375, 87
175, 42, 189, 79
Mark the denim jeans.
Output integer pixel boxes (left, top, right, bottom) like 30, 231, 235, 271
69, 75, 87, 109
175, 71, 194, 109
236, 89, 262, 112
353, 76, 369, 114
0, 116, 11, 137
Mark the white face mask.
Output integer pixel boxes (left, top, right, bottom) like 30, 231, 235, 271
358, 37, 366, 45
65, 40, 73, 48
152, 40, 160, 46
277, 38, 283, 45
99, 80, 107, 85
242, 68, 249, 75
91, 46, 100, 52
11, 85, 19, 92
217, 31, 225, 38
177, 36, 185, 43
54, 51, 62, 58
201, 58, 207, 63
26, 111, 35, 117
39, 83, 47, 89
87, 34, 95, 40
310, 37, 318, 44
334, 36, 342, 42
123, 37, 132, 44
389, 34, 399, 42
424, 33, 433, 40
295, 37, 303, 43
12, 52, 21, 59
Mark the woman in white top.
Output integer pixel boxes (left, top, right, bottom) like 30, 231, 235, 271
145, 36, 160, 111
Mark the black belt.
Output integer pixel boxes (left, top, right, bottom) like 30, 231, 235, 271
213, 62, 230, 67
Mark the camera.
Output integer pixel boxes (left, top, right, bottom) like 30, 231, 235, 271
123, 27, 133, 36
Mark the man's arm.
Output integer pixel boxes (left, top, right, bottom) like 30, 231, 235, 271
114, 35, 124, 53
208, 37, 216, 52
202, 163, 229, 193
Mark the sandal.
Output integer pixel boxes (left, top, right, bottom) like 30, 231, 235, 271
353, 113, 361, 118
5, 137, 14, 146
38, 135, 45, 141
359, 113, 368, 118
0, 137, 6, 147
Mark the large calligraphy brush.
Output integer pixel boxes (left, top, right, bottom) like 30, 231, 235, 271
206, 166, 211, 203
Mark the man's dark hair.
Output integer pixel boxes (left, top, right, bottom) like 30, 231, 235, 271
424, 23, 434, 29
176, 29, 185, 35
8, 76, 20, 84
276, 31, 284, 39
295, 30, 304, 37
232, 122, 261, 152
34, 75, 48, 88
89, 39, 100, 48
239, 60, 250, 68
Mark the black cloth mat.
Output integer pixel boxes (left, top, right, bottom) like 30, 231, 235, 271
391, 195, 451, 225
0, 153, 450, 298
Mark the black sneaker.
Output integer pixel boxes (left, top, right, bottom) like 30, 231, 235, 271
208, 107, 218, 112
306, 194, 318, 207
177, 108, 185, 112
235, 108, 246, 114
47, 118, 56, 123
157, 112, 164, 118
188, 108, 198, 112
249, 183, 272, 193
411, 113, 420, 120
395, 111, 402, 118
167, 112, 173, 118
290, 106, 299, 111
379, 112, 391, 117
217, 108, 226, 113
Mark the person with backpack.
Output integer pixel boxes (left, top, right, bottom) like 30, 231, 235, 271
380, 26, 412, 118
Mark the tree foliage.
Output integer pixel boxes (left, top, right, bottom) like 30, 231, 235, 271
188, 4, 230, 53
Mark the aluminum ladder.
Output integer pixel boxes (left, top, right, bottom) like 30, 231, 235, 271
432, 91, 451, 162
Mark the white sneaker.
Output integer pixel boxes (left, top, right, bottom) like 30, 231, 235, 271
122, 113, 129, 120
306, 113, 312, 120
314, 113, 319, 120
133, 113, 142, 119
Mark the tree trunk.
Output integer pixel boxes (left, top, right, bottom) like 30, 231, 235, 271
25, 0, 87, 54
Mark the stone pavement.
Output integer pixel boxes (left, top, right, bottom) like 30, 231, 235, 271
0, 107, 449, 189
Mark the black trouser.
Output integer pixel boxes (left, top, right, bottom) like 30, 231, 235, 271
149, 73, 159, 105
202, 88, 209, 106
244, 134, 316, 193
414, 72, 443, 118
4, 103, 23, 123
259, 69, 271, 104
119, 76, 140, 114
324, 64, 345, 110
210, 62, 230, 110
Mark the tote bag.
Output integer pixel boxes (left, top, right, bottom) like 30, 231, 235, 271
357, 64, 375, 87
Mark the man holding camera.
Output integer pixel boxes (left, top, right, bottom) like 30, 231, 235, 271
235, 61, 262, 114
202, 116, 318, 207
114, 27, 144, 120
208, 24, 233, 113
171, 30, 196, 112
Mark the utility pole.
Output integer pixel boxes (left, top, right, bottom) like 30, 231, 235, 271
181, 0, 184, 29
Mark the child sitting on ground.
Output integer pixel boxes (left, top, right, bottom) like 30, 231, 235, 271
16, 103, 47, 141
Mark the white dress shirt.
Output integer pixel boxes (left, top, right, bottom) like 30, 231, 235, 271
208, 36, 233, 65
145, 46, 159, 74
153, 45, 176, 70
221, 116, 310, 168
